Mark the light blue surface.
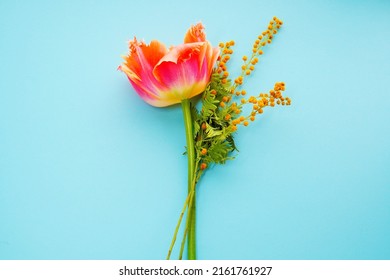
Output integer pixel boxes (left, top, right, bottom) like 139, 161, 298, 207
1, 0, 389, 260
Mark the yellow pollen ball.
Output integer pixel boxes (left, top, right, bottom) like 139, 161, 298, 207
243, 121, 249, 126
201, 148, 207, 155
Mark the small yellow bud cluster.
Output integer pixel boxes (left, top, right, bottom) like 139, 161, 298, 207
217, 40, 235, 84
234, 89, 246, 96
228, 82, 290, 131
209, 17, 289, 134
232, 16, 283, 90
199, 148, 208, 169
234, 75, 244, 85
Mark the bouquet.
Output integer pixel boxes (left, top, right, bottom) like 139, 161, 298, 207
119, 17, 290, 260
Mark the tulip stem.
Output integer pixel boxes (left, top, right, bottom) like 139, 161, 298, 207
166, 189, 192, 260
181, 99, 196, 260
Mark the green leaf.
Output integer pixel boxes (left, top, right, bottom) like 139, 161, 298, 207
207, 141, 232, 164
205, 123, 223, 138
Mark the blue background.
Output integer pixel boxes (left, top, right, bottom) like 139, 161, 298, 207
1, 0, 389, 260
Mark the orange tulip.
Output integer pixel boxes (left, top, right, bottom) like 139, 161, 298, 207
119, 23, 219, 107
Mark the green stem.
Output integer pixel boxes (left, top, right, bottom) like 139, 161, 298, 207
179, 189, 194, 259
166, 190, 192, 260
181, 99, 196, 260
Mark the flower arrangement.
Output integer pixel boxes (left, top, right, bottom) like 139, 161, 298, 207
119, 17, 290, 260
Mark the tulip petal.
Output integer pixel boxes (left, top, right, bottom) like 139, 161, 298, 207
153, 43, 202, 98
121, 39, 169, 103
153, 42, 219, 100
128, 77, 174, 107
123, 39, 167, 82
184, 22, 206, 43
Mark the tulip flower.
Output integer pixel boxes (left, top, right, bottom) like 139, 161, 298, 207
119, 23, 219, 260
119, 23, 219, 107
